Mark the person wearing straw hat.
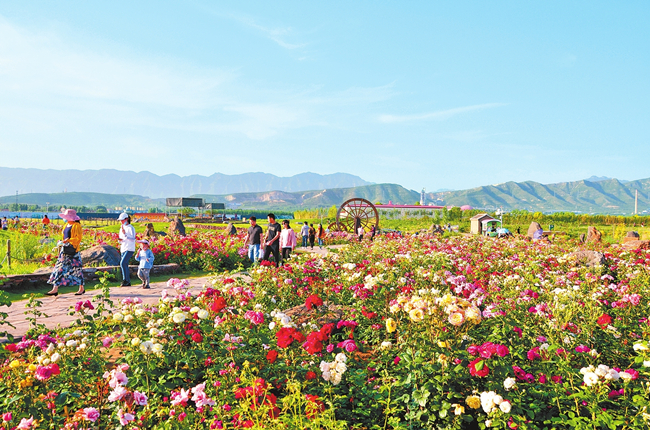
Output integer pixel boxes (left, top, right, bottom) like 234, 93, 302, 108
135, 239, 154, 289
118, 212, 136, 286
46, 208, 85, 296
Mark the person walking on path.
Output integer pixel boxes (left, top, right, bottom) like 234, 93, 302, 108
118, 212, 136, 286
317, 224, 325, 248
280, 220, 297, 261
308, 223, 316, 249
243, 216, 263, 263
1, 217, 7, 230
357, 225, 364, 242
370, 225, 377, 241
300, 221, 309, 247
262, 213, 282, 265
135, 239, 154, 289
46, 209, 85, 296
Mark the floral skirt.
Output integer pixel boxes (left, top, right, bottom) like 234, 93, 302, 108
48, 251, 85, 287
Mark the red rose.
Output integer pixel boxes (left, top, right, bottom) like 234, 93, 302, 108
266, 350, 278, 364
468, 357, 490, 377
211, 297, 227, 313
191, 332, 203, 343
305, 295, 324, 310
305, 371, 317, 380
596, 313, 612, 329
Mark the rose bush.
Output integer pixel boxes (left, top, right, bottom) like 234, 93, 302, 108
0, 234, 649, 428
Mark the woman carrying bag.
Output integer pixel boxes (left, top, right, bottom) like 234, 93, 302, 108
46, 209, 85, 296
118, 212, 136, 286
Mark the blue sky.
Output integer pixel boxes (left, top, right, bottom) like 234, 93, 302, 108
0, 1, 648, 192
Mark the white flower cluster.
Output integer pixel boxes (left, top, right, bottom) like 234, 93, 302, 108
503, 377, 516, 391
341, 263, 356, 271
480, 391, 510, 414
146, 318, 166, 337
131, 337, 163, 356
580, 364, 621, 386
190, 306, 210, 320
268, 309, 295, 330
112, 298, 148, 323
320, 353, 348, 386
169, 307, 189, 324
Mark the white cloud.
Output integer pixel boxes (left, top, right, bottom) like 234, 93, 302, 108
378, 103, 506, 123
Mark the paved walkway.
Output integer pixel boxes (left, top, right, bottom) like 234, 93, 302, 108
4, 277, 212, 340
3, 245, 346, 340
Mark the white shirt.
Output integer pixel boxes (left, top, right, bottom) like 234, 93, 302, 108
119, 223, 136, 253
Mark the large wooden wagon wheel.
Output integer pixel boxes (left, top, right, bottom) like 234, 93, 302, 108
336, 198, 379, 233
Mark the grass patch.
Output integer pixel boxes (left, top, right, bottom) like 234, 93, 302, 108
4, 271, 211, 303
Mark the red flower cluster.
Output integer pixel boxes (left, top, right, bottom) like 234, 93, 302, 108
468, 357, 490, 377
305, 394, 325, 419
266, 350, 278, 364
305, 294, 324, 310
276, 327, 305, 348
597, 313, 612, 329
302, 323, 334, 355
234, 378, 279, 418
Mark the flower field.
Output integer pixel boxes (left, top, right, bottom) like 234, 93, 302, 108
1, 234, 650, 429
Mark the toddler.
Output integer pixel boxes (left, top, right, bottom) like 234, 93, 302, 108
135, 239, 154, 289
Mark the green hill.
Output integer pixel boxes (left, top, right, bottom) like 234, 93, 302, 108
430, 178, 650, 214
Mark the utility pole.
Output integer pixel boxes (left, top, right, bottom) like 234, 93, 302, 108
635, 190, 638, 215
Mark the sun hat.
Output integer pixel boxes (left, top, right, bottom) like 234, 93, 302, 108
137, 239, 150, 245
59, 208, 80, 222
117, 212, 129, 221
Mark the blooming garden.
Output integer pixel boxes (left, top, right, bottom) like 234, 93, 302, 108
1, 232, 650, 429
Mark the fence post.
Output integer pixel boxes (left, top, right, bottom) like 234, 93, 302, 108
6, 239, 10, 268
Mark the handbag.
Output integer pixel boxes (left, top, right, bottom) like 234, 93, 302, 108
61, 243, 77, 256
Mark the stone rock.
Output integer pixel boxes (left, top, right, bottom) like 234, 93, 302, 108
169, 216, 186, 237
579, 233, 586, 243
527, 222, 543, 239
586, 226, 602, 243
567, 250, 605, 267
225, 223, 237, 236
621, 240, 650, 251
622, 231, 641, 243
80, 244, 121, 267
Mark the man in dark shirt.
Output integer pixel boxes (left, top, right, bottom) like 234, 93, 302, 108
262, 213, 282, 265
244, 216, 263, 263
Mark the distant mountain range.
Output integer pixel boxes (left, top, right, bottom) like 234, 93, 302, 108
0, 167, 371, 198
1, 171, 649, 214
428, 178, 650, 214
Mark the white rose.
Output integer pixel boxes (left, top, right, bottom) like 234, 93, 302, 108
42, 358, 51, 366
113, 313, 124, 322
197, 309, 209, 320
149, 328, 159, 336
190, 306, 200, 314
643, 361, 650, 367
140, 341, 154, 355
335, 352, 347, 363
268, 322, 276, 330
78, 343, 87, 350
633, 343, 649, 351
172, 313, 186, 324
50, 353, 61, 363
124, 314, 134, 323
152, 343, 163, 355
66, 340, 78, 348
619, 372, 632, 381
500, 401, 511, 413
503, 377, 516, 390
46, 344, 56, 355
135, 309, 145, 317
583, 372, 599, 386
131, 338, 141, 346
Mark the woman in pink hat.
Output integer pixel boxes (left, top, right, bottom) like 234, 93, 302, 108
46, 208, 85, 296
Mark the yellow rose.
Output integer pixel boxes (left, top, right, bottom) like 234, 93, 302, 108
27, 364, 37, 373
9, 360, 21, 369
409, 308, 424, 323
437, 340, 448, 348
452, 403, 465, 415
448, 312, 465, 326
386, 318, 397, 333
465, 306, 482, 322
20, 377, 33, 388
466, 395, 481, 409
